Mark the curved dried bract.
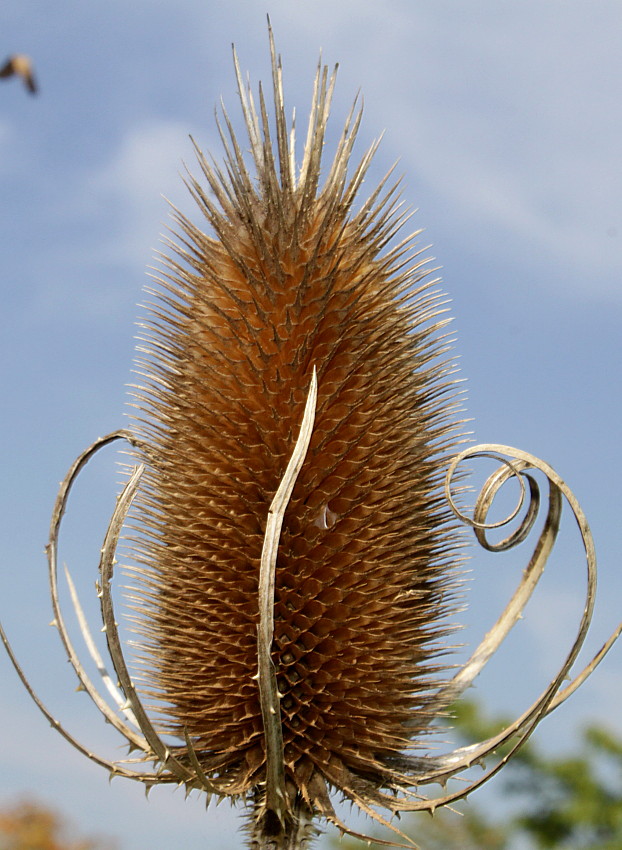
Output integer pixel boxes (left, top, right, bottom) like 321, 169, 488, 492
444, 445, 595, 685
548, 622, 622, 711
256, 366, 317, 832
1, 432, 176, 784
98, 461, 197, 786
418, 445, 621, 784
46, 431, 149, 750
439, 449, 561, 704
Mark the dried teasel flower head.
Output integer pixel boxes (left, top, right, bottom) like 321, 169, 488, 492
2, 24, 620, 850
128, 27, 463, 845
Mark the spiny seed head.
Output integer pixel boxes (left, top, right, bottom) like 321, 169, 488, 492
128, 34, 463, 835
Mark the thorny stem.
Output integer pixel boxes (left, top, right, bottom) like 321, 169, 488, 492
249, 794, 317, 850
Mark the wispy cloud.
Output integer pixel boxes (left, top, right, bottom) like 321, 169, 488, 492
19, 120, 197, 326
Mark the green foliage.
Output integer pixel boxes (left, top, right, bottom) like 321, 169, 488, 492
506, 725, 622, 849
453, 701, 622, 849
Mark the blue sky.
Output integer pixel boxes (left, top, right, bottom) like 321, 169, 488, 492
1, 2, 621, 848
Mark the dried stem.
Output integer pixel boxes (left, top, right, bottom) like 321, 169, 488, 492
255, 366, 317, 839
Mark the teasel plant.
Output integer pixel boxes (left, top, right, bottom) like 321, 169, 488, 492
1, 25, 620, 850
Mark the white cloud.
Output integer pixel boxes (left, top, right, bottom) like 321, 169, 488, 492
84, 120, 198, 264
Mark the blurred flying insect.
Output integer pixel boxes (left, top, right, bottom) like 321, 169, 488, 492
0, 54, 37, 94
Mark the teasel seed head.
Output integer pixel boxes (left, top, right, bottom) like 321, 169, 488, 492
126, 27, 463, 848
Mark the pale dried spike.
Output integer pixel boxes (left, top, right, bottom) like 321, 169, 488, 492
297, 54, 324, 191
256, 82, 287, 230
306, 62, 338, 193
321, 97, 364, 201
232, 45, 262, 170
288, 107, 296, 188
63, 563, 141, 731
217, 101, 271, 233
267, 20, 293, 195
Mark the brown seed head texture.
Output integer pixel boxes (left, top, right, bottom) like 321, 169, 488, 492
129, 38, 461, 835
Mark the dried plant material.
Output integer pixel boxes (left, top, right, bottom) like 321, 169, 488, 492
0, 54, 37, 94
1, 26, 620, 850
